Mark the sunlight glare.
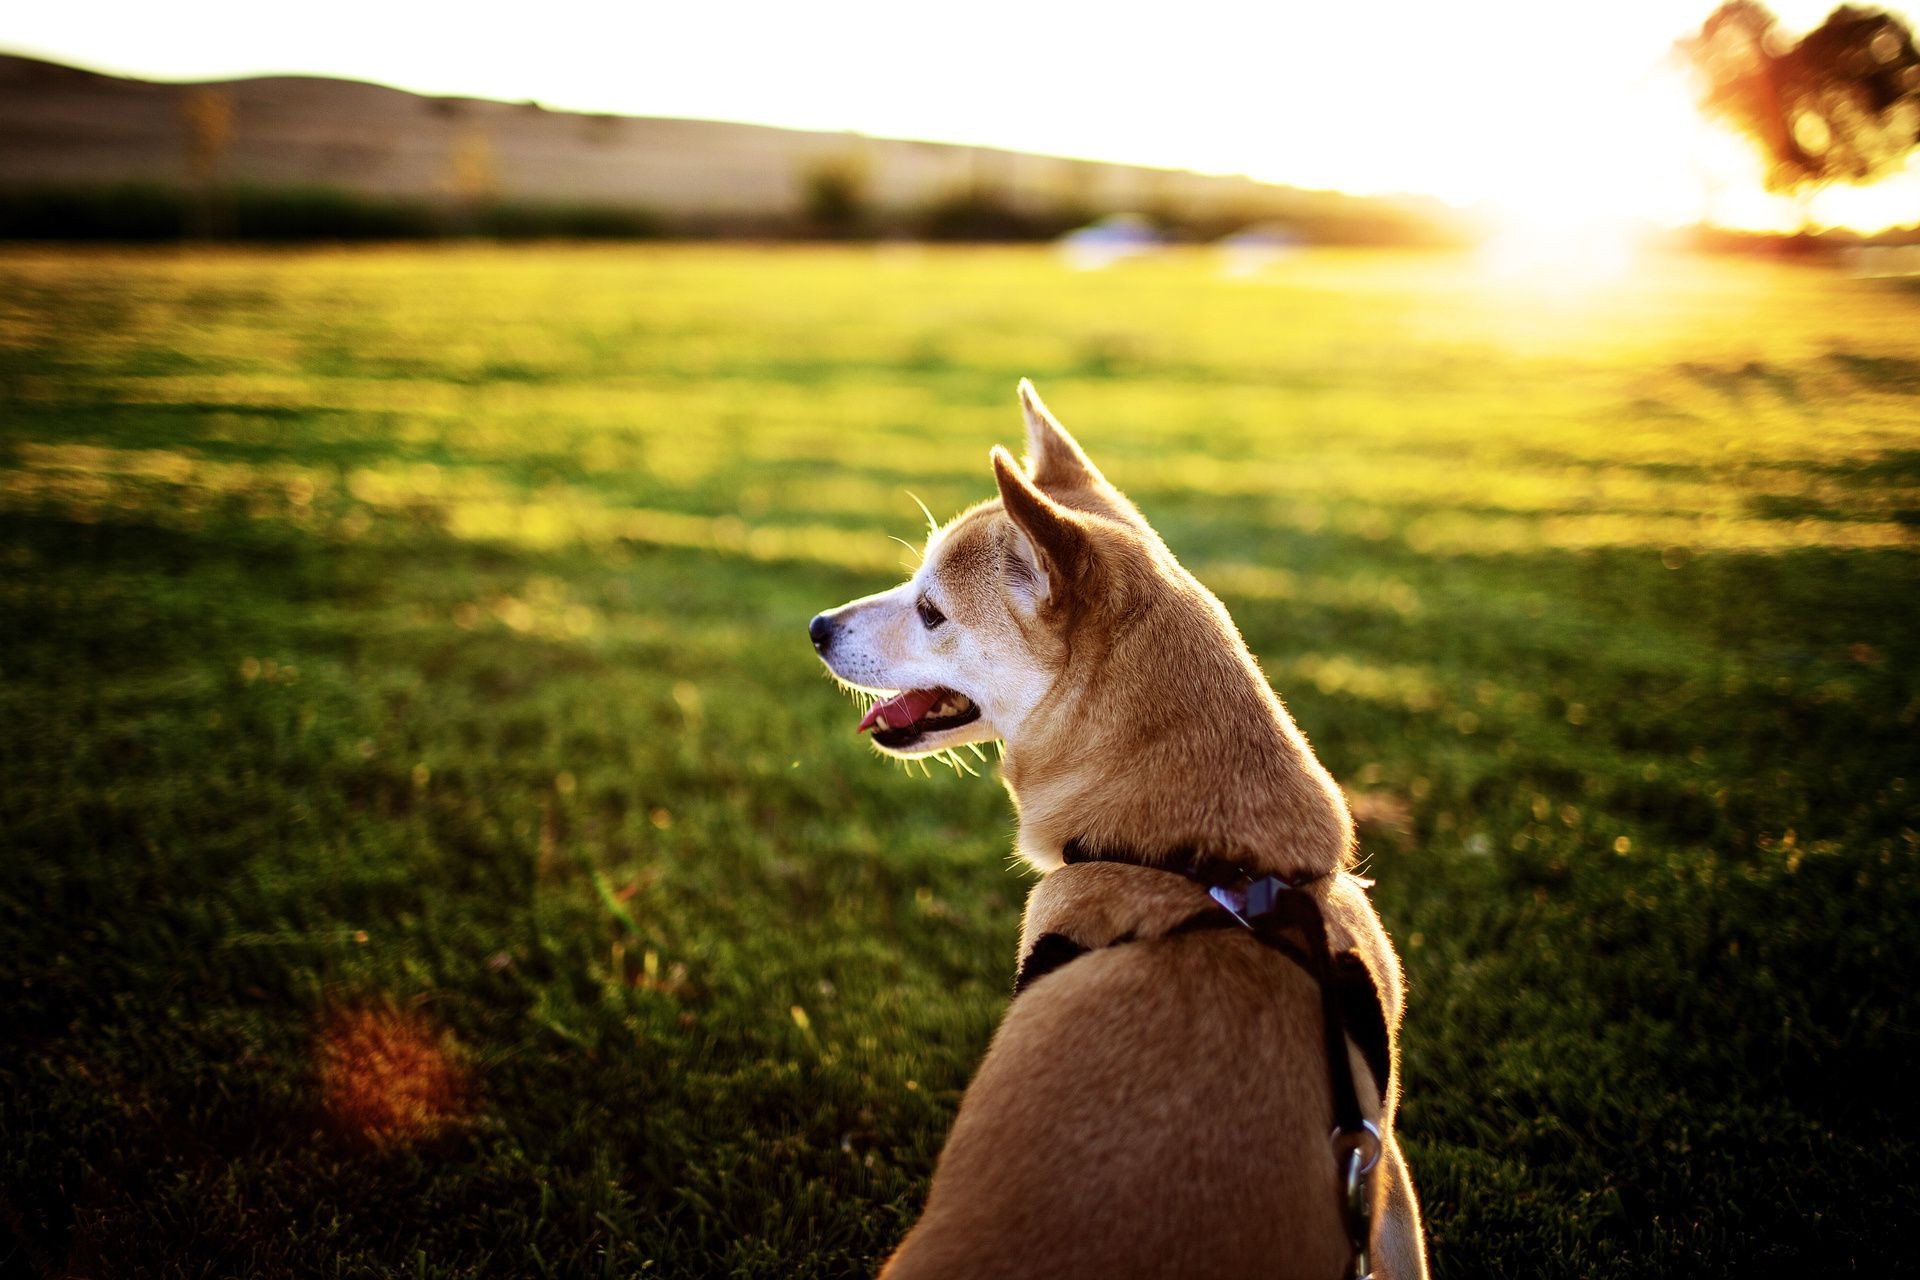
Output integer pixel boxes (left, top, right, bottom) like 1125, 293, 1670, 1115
1477, 214, 1644, 287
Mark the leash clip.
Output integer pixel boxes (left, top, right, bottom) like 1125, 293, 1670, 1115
1333, 1120, 1381, 1280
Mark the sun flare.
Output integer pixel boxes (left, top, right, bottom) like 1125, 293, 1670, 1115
1477, 215, 1645, 286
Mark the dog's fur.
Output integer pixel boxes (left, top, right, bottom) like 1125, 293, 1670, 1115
812, 383, 1428, 1279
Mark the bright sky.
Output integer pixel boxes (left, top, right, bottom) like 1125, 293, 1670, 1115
6, 0, 1918, 232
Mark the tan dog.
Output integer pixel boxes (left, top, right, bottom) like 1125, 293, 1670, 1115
809, 382, 1428, 1280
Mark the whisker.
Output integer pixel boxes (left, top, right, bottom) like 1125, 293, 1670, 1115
906, 491, 938, 537
941, 748, 979, 777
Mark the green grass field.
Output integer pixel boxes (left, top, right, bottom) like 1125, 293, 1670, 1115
2, 244, 1916, 1278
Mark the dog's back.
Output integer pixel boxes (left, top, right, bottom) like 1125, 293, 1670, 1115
883, 872, 1412, 1280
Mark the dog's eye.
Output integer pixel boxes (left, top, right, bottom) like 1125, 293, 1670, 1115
916, 596, 946, 630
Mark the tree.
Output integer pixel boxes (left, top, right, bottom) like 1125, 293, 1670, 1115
800, 150, 871, 237
181, 87, 234, 239
1678, 3, 1920, 223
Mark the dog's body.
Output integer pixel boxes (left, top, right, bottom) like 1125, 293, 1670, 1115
811, 384, 1427, 1279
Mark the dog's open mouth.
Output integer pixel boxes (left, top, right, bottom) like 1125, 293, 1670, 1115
857, 687, 981, 749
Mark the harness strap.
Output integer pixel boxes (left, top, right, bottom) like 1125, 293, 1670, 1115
1248, 881, 1369, 1139
1329, 953, 1392, 1111
1014, 896, 1391, 1105
1013, 931, 1092, 995
1019, 845, 1391, 1280
1014, 864, 1391, 1106
1062, 835, 1260, 886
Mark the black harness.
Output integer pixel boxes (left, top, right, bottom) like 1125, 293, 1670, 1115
1014, 838, 1391, 1280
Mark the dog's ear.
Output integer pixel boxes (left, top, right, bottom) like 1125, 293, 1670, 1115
993, 445, 1092, 607
1018, 379, 1104, 492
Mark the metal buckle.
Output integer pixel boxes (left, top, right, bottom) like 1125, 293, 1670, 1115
1210, 873, 1298, 929
1330, 1119, 1381, 1176
1242, 874, 1291, 918
1332, 1121, 1380, 1280
1207, 883, 1252, 927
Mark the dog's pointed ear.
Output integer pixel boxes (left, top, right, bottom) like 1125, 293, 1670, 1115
1018, 379, 1103, 491
993, 444, 1091, 607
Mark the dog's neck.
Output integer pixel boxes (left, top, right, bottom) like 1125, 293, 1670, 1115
1000, 594, 1354, 880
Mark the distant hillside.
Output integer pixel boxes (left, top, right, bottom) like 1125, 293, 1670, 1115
0, 52, 1464, 240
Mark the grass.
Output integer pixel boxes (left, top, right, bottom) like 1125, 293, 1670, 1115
0, 243, 1915, 1278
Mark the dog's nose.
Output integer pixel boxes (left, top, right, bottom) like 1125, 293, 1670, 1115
808, 613, 837, 653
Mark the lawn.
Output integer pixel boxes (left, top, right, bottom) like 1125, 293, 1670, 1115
1, 243, 1916, 1278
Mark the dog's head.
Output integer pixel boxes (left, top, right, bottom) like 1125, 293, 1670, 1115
810, 380, 1168, 759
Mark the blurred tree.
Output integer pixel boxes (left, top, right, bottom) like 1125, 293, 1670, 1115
447, 129, 498, 234
800, 149, 872, 236
449, 129, 497, 204
1678, 3, 1920, 225
181, 87, 234, 239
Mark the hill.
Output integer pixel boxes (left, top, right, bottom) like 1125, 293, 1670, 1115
0, 52, 1459, 239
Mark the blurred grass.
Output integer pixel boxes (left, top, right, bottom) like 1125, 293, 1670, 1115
0, 244, 1916, 1278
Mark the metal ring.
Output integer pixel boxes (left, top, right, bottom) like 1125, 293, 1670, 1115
1330, 1120, 1382, 1176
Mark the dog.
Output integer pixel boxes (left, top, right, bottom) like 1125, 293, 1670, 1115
809, 382, 1428, 1280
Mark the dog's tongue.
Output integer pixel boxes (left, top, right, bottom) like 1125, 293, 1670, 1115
858, 688, 941, 734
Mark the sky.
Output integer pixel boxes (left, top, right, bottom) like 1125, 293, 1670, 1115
6, 0, 1919, 232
